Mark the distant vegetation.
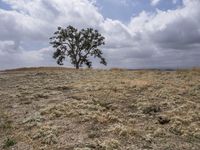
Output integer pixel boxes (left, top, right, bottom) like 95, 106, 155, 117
50, 25, 107, 69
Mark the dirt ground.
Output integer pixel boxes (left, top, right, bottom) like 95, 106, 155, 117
0, 67, 200, 150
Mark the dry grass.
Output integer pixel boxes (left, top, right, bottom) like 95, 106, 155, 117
0, 67, 200, 150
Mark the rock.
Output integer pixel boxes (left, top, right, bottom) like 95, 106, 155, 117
157, 116, 170, 125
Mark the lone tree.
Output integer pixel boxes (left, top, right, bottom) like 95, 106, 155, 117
50, 25, 107, 69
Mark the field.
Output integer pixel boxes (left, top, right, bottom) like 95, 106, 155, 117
0, 67, 200, 150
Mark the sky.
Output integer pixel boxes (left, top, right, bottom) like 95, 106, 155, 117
0, 0, 200, 69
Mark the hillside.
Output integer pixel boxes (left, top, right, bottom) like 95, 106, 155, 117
0, 68, 200, 150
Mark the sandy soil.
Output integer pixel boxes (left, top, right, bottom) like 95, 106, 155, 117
0, 67, 200, 150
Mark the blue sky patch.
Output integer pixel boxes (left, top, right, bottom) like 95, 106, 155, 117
0, 0, 12, 10
96, 0, 183, 22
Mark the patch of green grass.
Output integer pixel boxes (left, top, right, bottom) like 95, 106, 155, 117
0, 111, 12, 130
3, 138, 17, 149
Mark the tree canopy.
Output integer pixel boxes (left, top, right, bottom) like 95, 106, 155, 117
50, 25, 107, 69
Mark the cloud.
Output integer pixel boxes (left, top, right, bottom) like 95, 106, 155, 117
0, 40, 55, 69
147, 0, 200, 50
127, 0, 200, 66
150, 0, 161, 6
150, 0, 180, 6
0, 0, 200, 69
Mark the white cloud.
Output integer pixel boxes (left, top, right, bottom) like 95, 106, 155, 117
150, 0, 180, 6
0, 0, 200, 69
150, 0, 161, 6
127, 0, 200, 68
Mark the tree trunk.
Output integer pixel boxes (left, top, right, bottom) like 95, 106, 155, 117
75, 63, 79, 69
